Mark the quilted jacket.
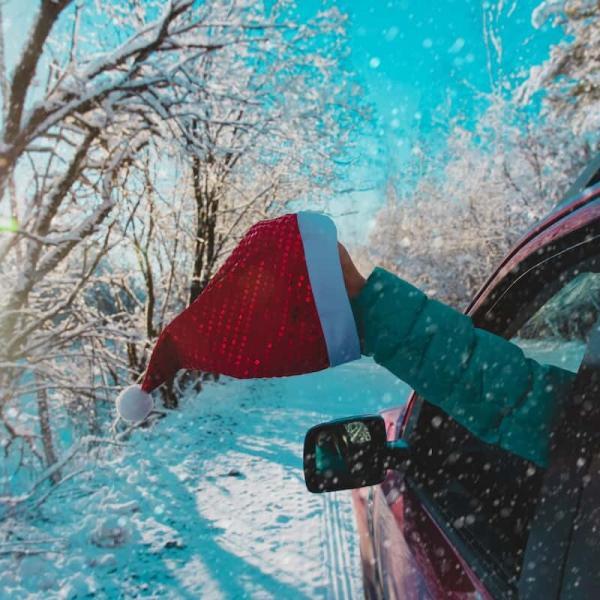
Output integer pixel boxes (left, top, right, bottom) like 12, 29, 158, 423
349, 267, 576, 467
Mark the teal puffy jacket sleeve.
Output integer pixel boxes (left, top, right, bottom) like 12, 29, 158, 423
349, 267, 576, 467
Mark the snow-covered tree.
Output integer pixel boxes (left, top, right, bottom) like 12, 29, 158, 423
366, 1, 598, 308
521, 0, 600, 136
0, 0, 369, 497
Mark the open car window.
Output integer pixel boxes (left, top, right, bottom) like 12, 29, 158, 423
404, 238, 600, 593
511, 271, 600, 373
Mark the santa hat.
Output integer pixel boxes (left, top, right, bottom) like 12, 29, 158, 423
116, 211, 361, 422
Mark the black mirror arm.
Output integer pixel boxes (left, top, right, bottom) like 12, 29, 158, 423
383, 438, 411, 472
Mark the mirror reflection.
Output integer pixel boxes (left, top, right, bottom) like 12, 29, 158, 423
304, 415, 388, 493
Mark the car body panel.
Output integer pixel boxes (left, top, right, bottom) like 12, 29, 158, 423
352, 183, 600, 598
354, 408, 494, 600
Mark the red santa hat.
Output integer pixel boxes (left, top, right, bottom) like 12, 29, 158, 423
116, 211, 361, 422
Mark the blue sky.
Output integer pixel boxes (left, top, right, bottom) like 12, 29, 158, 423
340, 0, 560, 133
3, 0, 564, 241
314, 0, 564, 240
3, 1, 562, 140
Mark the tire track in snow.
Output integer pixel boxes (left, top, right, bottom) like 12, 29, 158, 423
323, 491, 339, 599
323, 491, 357, 600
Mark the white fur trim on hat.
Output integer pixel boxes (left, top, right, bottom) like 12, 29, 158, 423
116, 385, 153, 422
296, 211, 361, 366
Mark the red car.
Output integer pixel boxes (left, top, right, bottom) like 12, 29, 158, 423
304, 157, 600, 599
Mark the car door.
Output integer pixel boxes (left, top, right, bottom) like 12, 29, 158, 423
517, 290, 600, 599
557, 317, 600, 597
375, 192, 600, 599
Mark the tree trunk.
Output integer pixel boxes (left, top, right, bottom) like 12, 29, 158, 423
187, 155, 221, 391
35, 378, 60, 484
161, 378, 178, 410
189, 154, 219, 304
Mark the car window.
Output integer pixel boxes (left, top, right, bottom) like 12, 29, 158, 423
511, 271, 600, 372
405, 248, 600, 590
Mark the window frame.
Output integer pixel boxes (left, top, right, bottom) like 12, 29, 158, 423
400, 207, 600, 597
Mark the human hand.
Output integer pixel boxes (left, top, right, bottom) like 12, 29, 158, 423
337, 242, 366, 299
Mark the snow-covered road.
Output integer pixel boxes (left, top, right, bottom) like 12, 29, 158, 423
1, 358, 409, 599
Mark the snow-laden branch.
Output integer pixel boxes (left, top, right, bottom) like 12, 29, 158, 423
0, 0, 368, 502
0, 435, 125, 519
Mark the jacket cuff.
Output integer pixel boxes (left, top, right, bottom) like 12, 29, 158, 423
349, 267, 427, 358
350, 267, 392, 356
349, 270, 380, 355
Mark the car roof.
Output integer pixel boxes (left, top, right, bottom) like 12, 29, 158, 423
514, 152, 600, 258
466, 154, 600, 314
519, 181, 600, 250
560, 152, 600, 205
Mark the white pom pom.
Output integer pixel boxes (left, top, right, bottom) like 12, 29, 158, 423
116, 385, 153, 422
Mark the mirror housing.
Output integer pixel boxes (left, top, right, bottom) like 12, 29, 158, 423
303, 415, 410, 493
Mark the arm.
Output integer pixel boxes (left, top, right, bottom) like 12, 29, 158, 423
339, 247, 575, 467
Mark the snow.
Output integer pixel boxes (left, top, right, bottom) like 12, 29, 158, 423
384, 26, 399, 42
513, 337, 586, 373
531, 0, 565, 29
448, 38, 465, 54
0, 358, 410, 599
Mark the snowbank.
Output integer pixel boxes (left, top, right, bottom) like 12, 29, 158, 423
0, 358, 409, 598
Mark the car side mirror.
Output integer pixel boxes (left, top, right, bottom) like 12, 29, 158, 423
303, 415, 410, 493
